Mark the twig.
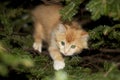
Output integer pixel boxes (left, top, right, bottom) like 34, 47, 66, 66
99, 48, 120, 53
89, 48, 120, 53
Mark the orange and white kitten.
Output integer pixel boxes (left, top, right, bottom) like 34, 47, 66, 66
32, 4, 89, 70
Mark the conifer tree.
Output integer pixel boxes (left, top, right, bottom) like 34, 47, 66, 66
0, 0, 120, 80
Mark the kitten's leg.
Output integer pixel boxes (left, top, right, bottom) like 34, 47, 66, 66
49, 47, 65, 70
33, 23, 44, 53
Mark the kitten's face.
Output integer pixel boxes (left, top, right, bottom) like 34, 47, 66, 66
55, 24, 89, 56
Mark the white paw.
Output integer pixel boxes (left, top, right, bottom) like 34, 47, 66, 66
54, 60, 65, 70
33, 42, 42, 53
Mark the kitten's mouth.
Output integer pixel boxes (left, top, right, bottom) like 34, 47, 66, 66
61, 52, 73, 56
60, 50, 74, 56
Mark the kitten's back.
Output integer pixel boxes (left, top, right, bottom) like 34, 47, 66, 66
31, 4, 62, 29
31, 4, 63, 42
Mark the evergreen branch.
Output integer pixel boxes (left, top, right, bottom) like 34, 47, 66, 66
64, 2, 75, 17
104, 63, 120, 77
99, 48, 120, 53
89, 48, 120, 53
60, 0, 83, 21
86, 0, 120, 20
103, 24, 120, 36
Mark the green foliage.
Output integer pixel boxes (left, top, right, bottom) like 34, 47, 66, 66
61, 0, 120, 21
0, 1, 33, 49
0, 1, 33, 77
0, 43, 33, 76
60, 0, 83, 21
40, 60, 120, 80
86, 0, 120, 20
55, 71, 68, 80
0, 0, 120, 80
89, 24, 120, 49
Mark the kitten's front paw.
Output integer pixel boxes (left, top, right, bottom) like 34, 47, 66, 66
54, 60, 65, 70
33, 42, 42, 53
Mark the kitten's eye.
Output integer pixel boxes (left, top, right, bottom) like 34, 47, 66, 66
61, 41, 65, 46
71, 45, 76, 49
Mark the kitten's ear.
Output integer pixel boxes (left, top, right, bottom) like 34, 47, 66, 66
57, 24, 66, 33
80, 30, 89, 49
81, 30, 89, 41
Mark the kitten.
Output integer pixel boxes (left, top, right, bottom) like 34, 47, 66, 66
31, 4, 89, 70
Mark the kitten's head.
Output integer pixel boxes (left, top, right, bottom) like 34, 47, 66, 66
55, 23, 89, 56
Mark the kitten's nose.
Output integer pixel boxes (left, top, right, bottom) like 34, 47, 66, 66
64, 52, 67, 55
64, 53, 67, 54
